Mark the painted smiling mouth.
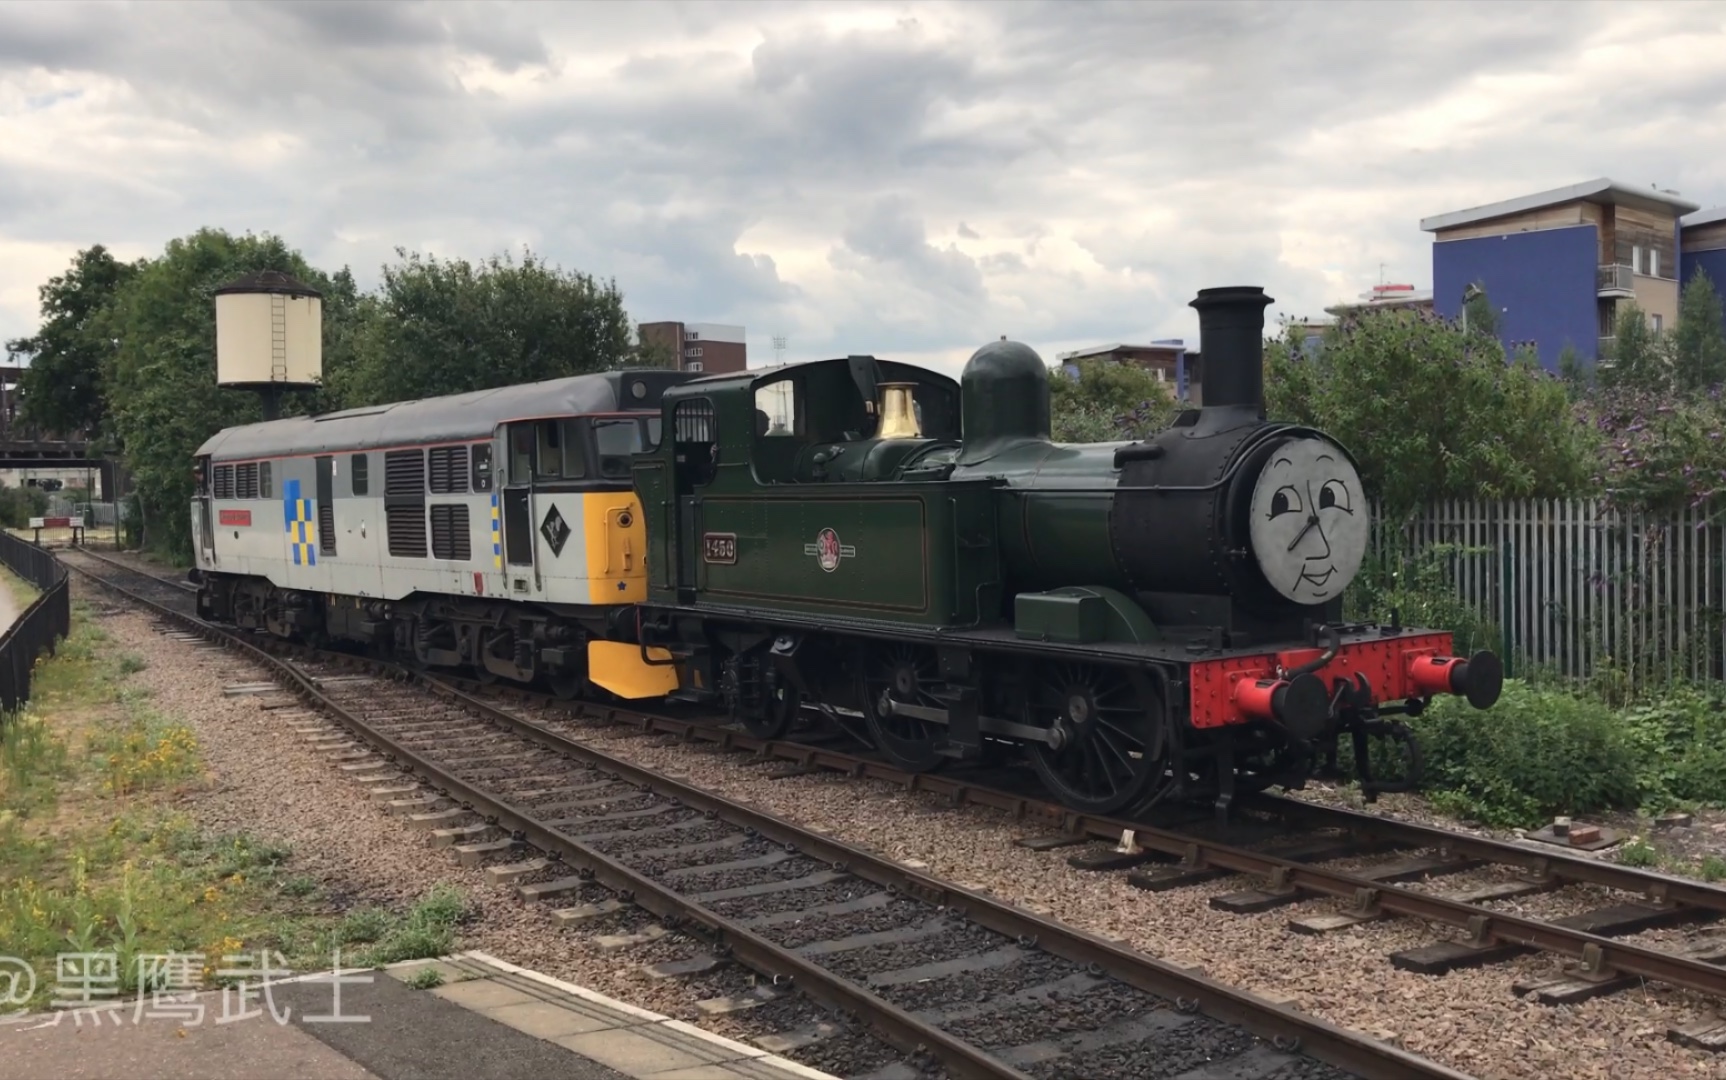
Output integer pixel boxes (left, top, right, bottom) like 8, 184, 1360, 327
1300, 566, 1336, 586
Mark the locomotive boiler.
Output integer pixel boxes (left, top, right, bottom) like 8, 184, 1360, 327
190, 284, 1501, 821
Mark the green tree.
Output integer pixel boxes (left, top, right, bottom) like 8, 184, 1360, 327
328, 247, 634, 408
1048, 357, 1179, 442
1265, 308, 1596, 519
1556, 343, 1591, 396
1597, 301, 1667, 392
5, 245, 142, 437
103, 229, 360, 557
630, 327, 677, 369
1672, 269, 1726, 392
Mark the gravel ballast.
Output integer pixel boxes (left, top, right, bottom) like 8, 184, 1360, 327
540, 721, 1726, 1080
89, 575, 1726, 1080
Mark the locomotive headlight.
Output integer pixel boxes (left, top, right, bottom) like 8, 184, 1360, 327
1247, 436, 1368, 604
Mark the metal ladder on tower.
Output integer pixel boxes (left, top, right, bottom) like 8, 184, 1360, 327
270, 292, 288, 383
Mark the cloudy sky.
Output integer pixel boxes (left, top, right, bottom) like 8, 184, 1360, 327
3, 0, 1725, 376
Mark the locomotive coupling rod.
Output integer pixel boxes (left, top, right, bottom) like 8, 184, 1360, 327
882, 698, 1063, 747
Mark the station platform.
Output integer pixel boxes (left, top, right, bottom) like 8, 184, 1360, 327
0, 951, 839, 1080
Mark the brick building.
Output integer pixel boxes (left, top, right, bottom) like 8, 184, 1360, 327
637, 322, 747, 374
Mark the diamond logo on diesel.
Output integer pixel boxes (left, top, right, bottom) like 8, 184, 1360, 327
540, 505, 571, 557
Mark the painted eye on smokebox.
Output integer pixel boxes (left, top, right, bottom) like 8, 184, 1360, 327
1319, 479, 1352, 513
1269, 486, 1301, 517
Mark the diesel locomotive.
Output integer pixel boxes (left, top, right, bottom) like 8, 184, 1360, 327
190, 285, 1501, 819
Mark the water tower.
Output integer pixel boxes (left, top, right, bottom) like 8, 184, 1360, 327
213, 270, 323, 420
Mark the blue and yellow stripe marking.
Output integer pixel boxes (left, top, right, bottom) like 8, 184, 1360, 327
284, 478, 317, 567
490, 492, 502, 569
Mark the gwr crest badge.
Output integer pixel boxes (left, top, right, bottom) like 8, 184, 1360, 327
804, 527, 855, 572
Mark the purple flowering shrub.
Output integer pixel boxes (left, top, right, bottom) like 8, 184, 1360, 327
1586, 385, 1726, 518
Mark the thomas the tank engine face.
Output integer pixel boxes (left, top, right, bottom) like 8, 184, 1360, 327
1247, 435, 1367, 604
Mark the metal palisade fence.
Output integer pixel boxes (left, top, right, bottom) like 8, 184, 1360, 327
0, 531, 71, 712
1370, 499, 1726, 687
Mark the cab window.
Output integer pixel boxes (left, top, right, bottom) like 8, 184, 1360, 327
593, 419, 645, 478
754, 381, 801, 438
529, 419, 586, 482
510, 425, 534, 484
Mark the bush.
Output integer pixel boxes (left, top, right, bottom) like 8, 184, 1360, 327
1049, 358, 1179, 444
1410, 681, 1641, 827
1266, 306, 1597, 519
1616, 683, 1726, 812
1404, 678, 1726, 827
0, 483, 50, 530
1344, 544, 1500, 658
1586, 385, 1726, 517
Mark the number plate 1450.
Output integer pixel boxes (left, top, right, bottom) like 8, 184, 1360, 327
702, 532, 738, 564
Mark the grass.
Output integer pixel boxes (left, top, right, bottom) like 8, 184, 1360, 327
0, 598, 468, 1009
0, 561, 39, 612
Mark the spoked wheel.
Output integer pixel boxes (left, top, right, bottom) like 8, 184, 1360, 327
859, 643, 949, 772
1025, 662, 1169, 816
738, 677, 801, 740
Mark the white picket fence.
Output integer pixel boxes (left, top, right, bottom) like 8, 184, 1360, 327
1371, 499, 1726, 685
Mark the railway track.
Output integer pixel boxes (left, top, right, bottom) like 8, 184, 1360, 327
62, 546, 1460, 1080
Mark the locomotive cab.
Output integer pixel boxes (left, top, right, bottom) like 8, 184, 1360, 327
742, 358, 962, 485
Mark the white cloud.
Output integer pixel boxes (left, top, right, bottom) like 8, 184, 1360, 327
2, 0, 1724, 377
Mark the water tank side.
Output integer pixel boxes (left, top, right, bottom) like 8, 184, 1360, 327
215, 292, 275, 386
284, 295, 324, 384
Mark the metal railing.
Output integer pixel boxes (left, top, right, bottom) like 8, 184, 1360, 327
1597, 263, 1635, 294
1373, 498, 1726, 687
0, 530, 70, 712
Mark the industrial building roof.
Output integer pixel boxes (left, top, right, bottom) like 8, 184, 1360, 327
1683, 206, 1726, 229
1420, 178, 1702, 233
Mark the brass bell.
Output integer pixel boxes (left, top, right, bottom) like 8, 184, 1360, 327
877, 382, 922, 439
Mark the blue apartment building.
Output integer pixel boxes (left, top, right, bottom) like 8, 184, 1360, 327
1684, 205, 1726, 300
1420, 179, 1725, 371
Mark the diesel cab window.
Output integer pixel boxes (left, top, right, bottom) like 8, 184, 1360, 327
510, 425, 534, 484
534, 420, 586, 481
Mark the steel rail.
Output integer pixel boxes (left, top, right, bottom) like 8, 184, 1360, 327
66, 555, 1467, 1080
1247, 792, 1726, 915
518, 701, 1726, 1001
410, 676, 1462, 1080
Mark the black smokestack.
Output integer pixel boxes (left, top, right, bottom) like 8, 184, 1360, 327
1190, 286, 1274, 414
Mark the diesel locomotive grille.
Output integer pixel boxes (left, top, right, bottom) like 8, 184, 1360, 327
385, 449, 426, 494
429, 504, 471, 561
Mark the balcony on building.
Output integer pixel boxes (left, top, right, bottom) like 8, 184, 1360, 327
1596, 263, 1634, 298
